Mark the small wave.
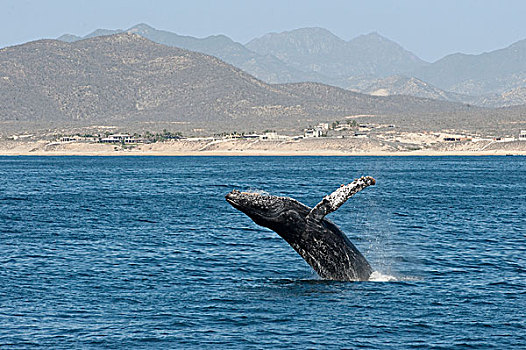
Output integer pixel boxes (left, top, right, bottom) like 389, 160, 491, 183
135, 218, 157, 223
0, 197, 28, 201
368, 271, 398, 282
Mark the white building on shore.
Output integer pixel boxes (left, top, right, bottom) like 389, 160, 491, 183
304, 127, 324, 138
99, 134, 141, 144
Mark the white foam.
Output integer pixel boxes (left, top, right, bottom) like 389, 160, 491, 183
368, 271, 398, 282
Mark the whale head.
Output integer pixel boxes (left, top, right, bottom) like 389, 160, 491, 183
225, 190, 309, 230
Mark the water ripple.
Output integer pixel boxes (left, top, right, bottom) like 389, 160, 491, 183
0, 156, 525, 349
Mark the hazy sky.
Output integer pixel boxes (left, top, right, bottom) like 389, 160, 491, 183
1, 0, 526, 62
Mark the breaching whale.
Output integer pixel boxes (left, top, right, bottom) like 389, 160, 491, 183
225, 176, 376, 281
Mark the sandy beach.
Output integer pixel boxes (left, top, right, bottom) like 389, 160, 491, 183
1, 138, 525, 156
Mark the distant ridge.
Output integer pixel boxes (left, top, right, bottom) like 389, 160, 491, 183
246, 28, 428, 78
57, 23, 326, 85
54, 24, 526, 106
56, 24, 433, 86
411, 38, 526, 95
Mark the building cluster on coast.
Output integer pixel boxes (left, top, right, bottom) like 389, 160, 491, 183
23, 122, 338, 146
9, 125, 526, 144
53, 126, 525, 145
5, 120, 526, 155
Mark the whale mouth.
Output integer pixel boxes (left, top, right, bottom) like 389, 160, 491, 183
225, 192, 237, 204
225, 193, 238, 207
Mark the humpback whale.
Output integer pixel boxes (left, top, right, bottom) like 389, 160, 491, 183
225, 176, 376, 281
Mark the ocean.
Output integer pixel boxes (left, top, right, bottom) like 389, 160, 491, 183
0, 156, 524, 349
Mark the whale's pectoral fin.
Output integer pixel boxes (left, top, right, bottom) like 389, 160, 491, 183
307, 176, 376, 221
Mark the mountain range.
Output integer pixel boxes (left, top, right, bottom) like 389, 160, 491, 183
4, 33, 512, 136
55, 24, 526, 107
58, 24, 324, 85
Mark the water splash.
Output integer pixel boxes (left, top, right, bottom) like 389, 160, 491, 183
368, 271, 398, 282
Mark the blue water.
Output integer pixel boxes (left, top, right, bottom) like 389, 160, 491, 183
0, 156, 524, 349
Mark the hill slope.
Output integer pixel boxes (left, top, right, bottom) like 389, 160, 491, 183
347, 75, 466, 101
